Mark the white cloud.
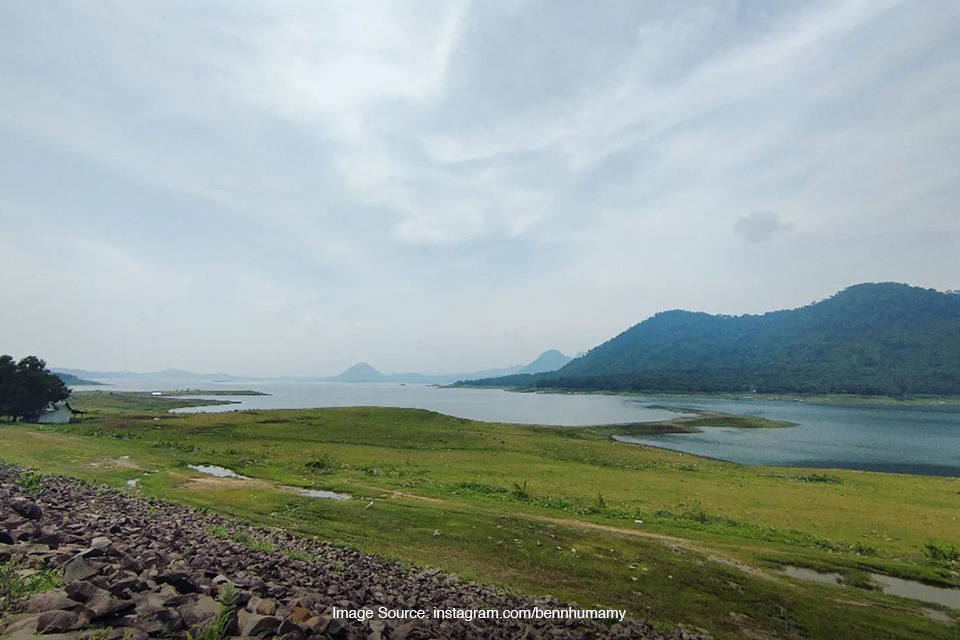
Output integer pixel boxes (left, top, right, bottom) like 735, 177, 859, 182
0, 0, 958, 375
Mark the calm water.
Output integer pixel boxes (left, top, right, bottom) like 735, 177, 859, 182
614, 396, 960, 477
80, 380, 683, 425
781, 566, 960, 610
77, 381, 960, 477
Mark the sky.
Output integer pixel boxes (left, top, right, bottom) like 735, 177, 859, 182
1, 0, 959, 377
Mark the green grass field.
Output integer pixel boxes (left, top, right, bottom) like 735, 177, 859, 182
1, 393, 958, 638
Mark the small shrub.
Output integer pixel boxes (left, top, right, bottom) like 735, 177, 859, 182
450, 481, 507, 495
0, 558, 61, 613
790, 474, 842, 484
305, 456, 335, 473
18, 469, 44, 492
681, 501, 711, 524
188, 582, 237, 640
231, 531, 274, 553
510, 481, 531, 502
924, 542, 960, 566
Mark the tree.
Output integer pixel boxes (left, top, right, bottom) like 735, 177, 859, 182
0, 355, 70, 422
0, 355, 16, 419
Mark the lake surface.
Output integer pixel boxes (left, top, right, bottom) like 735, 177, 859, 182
76, 380, 960, 477
614, 396, 960, 477
80, 379, 683, 425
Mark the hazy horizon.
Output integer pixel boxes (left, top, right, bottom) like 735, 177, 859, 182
3, 1, 959, 377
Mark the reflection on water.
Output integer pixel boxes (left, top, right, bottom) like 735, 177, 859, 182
292, 488, 351, 501
782, 566, 960, 611
871, 574, 960, 610
781, 566, 842, 585
188, 464, 248, 479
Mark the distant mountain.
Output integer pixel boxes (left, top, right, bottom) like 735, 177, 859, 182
462, 283, 960, 396
53, 368, 245, 382
518, 350, 572, 374
54, 372, 104, 386
328, 362, 390, 383
327, 350, 571, 385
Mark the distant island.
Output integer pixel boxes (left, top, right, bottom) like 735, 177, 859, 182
326, 349, 573, 384
458, 283, 960, 397
54, 372, 104, 386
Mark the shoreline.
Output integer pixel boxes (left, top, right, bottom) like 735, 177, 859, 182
453, 384, 960, 409
63, 392, 955, 479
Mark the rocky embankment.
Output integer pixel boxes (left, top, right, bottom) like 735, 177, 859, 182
0, 463, 710, 639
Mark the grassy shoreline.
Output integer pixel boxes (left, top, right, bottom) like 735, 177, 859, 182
458, 384, 960, 408
156, 389, 270, 396
1, 393, 957, 638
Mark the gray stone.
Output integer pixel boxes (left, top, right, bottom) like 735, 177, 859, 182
25, 589, 79, 613
10, 498, 42, 520
326, 617, 349, 638
277, 619, 304, 635
243, 614, 280, 636
178, 594, 221, 627
64, 580, 108, 603
12, 522, 41, 541
82, 592, 134, 619
0, 613, 40, 636
90, 536, 112, 549
36, 609, 85, 633
133, 607, 183, 636
157, 570, 201, 594
62, 556, 98, 583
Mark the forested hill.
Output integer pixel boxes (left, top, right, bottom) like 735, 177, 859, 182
463, 283, 960, 396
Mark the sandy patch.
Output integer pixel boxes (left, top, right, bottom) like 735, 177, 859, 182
387, 490, 446, 503
88, 456, 140, 470
183, 476, 270, 491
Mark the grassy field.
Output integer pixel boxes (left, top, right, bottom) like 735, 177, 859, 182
1, 393, 958, 638
594, 411, 794, 435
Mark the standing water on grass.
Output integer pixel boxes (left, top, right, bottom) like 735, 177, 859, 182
188, 464, 248, 479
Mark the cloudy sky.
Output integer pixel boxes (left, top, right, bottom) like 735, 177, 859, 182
2, 0, 958, 376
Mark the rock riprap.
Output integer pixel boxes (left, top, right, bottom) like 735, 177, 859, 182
0, 463, 711, 639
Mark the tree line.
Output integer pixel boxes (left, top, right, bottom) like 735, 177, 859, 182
0, 355, 70, 422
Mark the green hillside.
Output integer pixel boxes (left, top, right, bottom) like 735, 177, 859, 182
468, 283, 960, 396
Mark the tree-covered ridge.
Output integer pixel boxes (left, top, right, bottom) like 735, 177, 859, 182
53, 372, 102, 386
464, 283, 960, 396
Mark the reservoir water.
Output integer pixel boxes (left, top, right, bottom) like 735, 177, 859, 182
77, 381, 960, 477
613, 395, 960, 477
